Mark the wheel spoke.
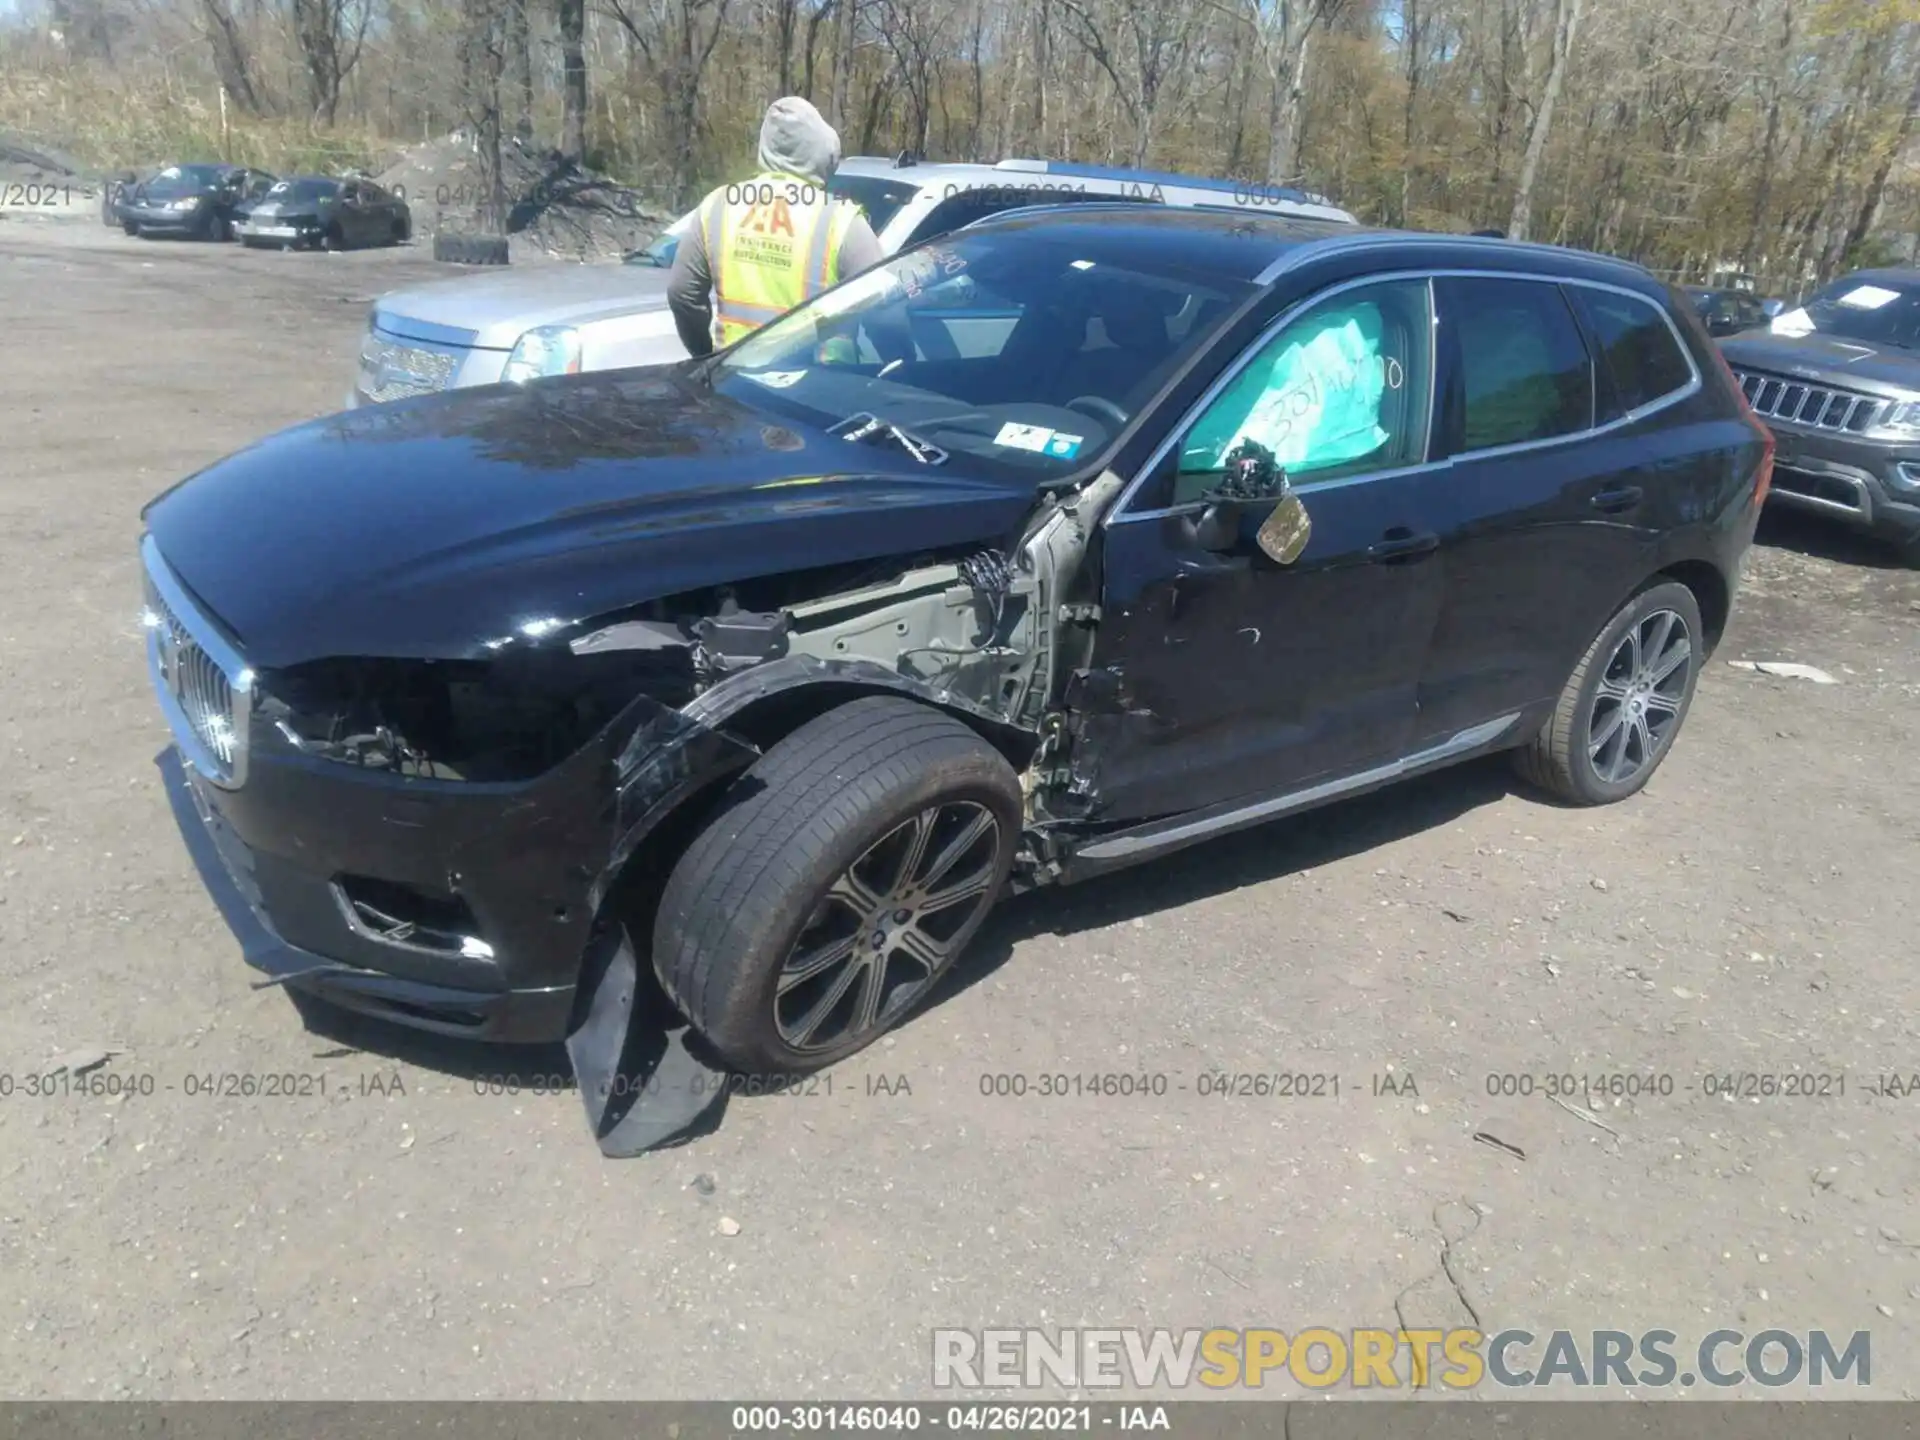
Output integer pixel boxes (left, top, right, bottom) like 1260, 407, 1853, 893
918, 808, 996, 894
852, 951, 891, 1033
1597, 716, 1630, 781
1628, 714, 1654, 770
1642, 612, 1675, 676
827, 867, 885, 917
1649, 636, 1691, 688
1589, 705, 1625, 755
1595, 678, 1632, 704
787, 958, 864, 1047
890, 810, 939, 892
777, 931, 859, 995
894, 924, 949, 974
919, 864, 997, 916
1621, 623, 1643, 676
1644, 691, 1681, 720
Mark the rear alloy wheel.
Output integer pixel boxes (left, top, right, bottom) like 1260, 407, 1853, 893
654, 696, 1020, 1073
1512, 580, 1704, 805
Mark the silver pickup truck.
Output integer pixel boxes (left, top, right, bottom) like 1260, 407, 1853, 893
350, 156, 1355, 407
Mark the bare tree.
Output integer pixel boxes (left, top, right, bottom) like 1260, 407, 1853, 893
460, 0, 508, 232
288, 0, 371, 125
1507, 0, 1583, 241
604, 0, 735, 206
558, 0, 587, 160
1056, 0, 1205, 166
198, 0, 270, 115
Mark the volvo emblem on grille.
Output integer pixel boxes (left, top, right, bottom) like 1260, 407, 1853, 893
1789, 365, 1822, 379
156, 616, 183, 695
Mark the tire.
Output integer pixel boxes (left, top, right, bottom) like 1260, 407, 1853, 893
390, 215, 410, 245
1512, 579, 1705, 806
121, 219, 138, 237
432, 232, 509, 266
320, 222, 345, 252
654, 696, 1021, 1074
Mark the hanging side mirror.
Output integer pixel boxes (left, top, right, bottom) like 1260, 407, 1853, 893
1196, 439, 1313, 565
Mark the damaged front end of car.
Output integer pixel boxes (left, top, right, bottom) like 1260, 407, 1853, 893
158, 465, 1125, 1157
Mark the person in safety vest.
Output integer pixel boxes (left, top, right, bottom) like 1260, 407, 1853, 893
667, 96, 883, 358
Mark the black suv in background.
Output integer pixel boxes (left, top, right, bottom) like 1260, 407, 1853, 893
1720, 268, 1920, 557
137, 212, 1772, 1150
1685, 286, 1768, 338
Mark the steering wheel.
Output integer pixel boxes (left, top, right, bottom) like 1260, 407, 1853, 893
1065, 395, 1129, 430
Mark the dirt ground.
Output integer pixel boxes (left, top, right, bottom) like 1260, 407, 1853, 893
2, 214, 1918, 1403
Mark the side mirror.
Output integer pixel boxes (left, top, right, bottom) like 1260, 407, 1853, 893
1191, 500, 1241, 552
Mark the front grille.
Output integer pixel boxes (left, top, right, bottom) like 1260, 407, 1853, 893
141, 538, 252, 788
1730, 368, 1887, 433
358, 331, 463, 403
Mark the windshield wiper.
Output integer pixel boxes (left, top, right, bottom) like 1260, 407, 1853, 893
828, 412, 949, 465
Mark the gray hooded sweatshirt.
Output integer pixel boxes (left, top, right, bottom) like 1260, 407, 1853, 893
667, 97, 884, 358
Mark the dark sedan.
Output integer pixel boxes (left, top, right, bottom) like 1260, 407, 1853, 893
118, 163, 276, 241
234, 176, 411, 251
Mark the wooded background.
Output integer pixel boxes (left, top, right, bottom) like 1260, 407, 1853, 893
7, 0, 1920, 292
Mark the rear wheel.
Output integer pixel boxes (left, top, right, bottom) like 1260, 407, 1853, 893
1512, 580, 1704, 806
654, 696, 1020, 1074
321, 222, 345, 251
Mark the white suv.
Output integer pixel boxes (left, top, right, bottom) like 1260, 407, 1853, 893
350, 156, 1356, 407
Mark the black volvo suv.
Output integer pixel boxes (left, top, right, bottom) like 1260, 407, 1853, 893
1720, 267, 1920, 557
139, 210, 1771, 1142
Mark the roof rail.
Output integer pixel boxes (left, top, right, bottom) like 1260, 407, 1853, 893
992, 158, 1050, 173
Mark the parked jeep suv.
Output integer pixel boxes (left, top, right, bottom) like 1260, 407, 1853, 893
1720, 267, 1920, 556
348, 156, 1355, 407
143, 211, 1769, 1129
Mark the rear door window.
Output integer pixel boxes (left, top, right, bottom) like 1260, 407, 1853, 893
1567, 286, 1694, 421
1437, 276, 1593, 452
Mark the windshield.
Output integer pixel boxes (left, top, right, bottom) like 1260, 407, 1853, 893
144, 164, 228, 196
712, 229, 1253, 478
629, 224, 683, 268
1772, 275, 1920, 350
267, 179, 339, 204
827, 175, 922, 238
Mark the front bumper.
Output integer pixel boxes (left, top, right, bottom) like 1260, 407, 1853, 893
1763, 423, 1920, 544
236, 216, 323, 244
157, 747, 577, 1041
121, 204, 212, 234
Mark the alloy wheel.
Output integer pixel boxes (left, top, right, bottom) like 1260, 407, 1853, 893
774, 801, 1002, 1054
1587, 607, 1691, 786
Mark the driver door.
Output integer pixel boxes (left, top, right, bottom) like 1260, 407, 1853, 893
1083, 277, 1448, 824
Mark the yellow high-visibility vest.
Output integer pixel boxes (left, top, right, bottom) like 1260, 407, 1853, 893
702, 172, 862, 347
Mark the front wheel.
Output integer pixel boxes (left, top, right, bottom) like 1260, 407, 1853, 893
1512, 579, 1704, 805
654, 696, 1020, 1074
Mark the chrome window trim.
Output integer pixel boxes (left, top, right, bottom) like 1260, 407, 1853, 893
141, 534, 253, 791
1110, 266, 1703, 524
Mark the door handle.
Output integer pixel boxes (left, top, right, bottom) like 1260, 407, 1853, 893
1591, 486, 1644, 514
1367, 528, 1438, 563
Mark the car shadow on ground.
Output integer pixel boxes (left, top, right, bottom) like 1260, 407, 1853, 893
1754, 507, 1912, 571
280, 754, 1523, 1113
926, 754, 1521, 1018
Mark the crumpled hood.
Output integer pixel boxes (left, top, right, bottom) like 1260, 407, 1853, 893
1719, 330, 1920, 398
141, 367, 1034, 670
375, 264, 675, 349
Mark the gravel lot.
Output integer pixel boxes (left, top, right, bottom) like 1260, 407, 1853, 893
2, 215, 1918, 1402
